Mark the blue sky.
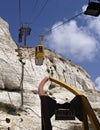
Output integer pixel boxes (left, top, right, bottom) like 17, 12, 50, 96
0, 0, 100, 90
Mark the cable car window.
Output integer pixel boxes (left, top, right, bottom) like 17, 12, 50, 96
39, 46, 43, 52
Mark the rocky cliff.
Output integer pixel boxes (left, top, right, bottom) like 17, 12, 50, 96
0, 17, 100, 130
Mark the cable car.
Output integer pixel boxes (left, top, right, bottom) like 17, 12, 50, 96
35, 35, 45, 65
84, 1, 100, 16
35, 45, 45, 65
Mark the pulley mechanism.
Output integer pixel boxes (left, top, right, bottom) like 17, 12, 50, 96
84, 1, 100, 16
18, 24, 31, 46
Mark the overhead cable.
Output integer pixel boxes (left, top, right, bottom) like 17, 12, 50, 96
30, 0, 49, 24
29, 0, 39, 22
18, 0, 22, 26
44, 11, 84, 35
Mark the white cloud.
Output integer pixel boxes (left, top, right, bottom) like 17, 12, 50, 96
95, 77, 100, 91
82, 5, 88, 12
87, 17, 100, 37
46, 17, 99, 62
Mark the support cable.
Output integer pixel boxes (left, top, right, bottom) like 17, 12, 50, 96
18, 0, 22, 26
30, 0, 49, 24
44, 11, 84, 35
18, 0, 48, 26
29, 0, 39, 23
30, 11, 83, 47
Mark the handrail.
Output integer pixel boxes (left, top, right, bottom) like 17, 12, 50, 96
38, 77, 100, 130
81, 95, 100, 130
38, 77, 82, 96
49, 77, 82, 95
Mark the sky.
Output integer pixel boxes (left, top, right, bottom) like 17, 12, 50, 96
0, 0, 100, 90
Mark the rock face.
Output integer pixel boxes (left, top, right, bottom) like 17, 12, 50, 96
0, 17, 100, 130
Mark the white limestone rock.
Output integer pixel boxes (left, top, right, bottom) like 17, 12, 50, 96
0, 17, 99, 130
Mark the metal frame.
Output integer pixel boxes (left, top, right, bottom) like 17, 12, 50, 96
38, 77, 100, 130
84, 2, 100, 16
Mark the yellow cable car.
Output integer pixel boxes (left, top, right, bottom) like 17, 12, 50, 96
35, 45, 45, 65
35, 35, 45, 65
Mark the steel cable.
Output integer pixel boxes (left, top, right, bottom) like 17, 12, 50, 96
30, 0, 49, 24
44, 11, 84, 35
18, 0, 22, 26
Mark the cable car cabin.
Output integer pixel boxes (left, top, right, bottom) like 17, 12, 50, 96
35, 45, 44, 65
84, 2, 100, 16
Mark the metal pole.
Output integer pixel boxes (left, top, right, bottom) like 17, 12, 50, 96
24, 28, 27, 47
20, 59, 25, 108
21, 62, 24, 107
